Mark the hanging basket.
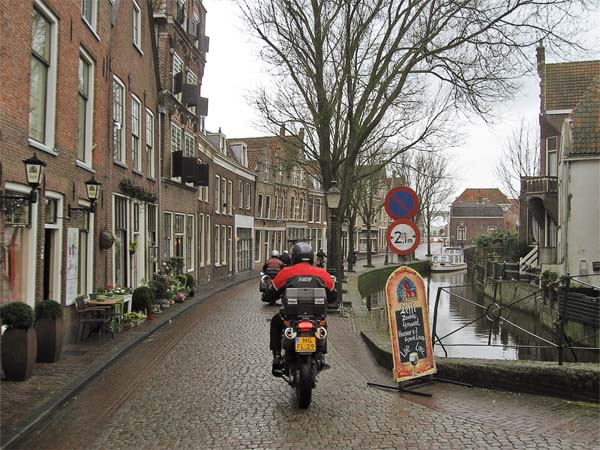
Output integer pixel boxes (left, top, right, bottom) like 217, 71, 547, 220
99, 231, 115, 249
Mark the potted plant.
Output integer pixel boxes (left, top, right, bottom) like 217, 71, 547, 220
35, 300, 64, 363
129, 241, 138, 255
132, 286, 155, 319
0, 302, 37, 381
96, 287, 107, 300
174, 292, 186, 303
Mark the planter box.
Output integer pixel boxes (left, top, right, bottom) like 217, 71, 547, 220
1, 328, 37, 381
36, 317, 64, 363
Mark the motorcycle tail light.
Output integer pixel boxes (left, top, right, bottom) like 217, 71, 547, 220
297, 320, 315, 331
318, 320, 327, 326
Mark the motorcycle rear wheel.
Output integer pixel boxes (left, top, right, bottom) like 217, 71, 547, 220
295, 359, 313, 409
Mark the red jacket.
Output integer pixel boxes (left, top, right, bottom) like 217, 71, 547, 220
263, 257, 285, 272
272, 262, 335, 291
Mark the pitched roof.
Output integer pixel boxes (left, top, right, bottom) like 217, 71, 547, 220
544, 61, 600, 111
569, 77, 600, 155
451, 201, 504, 218
454, 188, 509, 205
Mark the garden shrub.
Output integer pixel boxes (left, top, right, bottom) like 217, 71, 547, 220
1, 302, 35, 329
132, 286, 154, 313
35, 300, 63, 321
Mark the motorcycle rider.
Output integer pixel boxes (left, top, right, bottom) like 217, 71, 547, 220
316, 248, 327, 267
263, 250, 285, 272
279, 249, 291, 267
264, 242, 336, 376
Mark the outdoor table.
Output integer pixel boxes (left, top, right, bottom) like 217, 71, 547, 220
87, 300, 123, 334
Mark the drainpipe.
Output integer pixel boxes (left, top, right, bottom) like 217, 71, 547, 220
158, 107, 163, 265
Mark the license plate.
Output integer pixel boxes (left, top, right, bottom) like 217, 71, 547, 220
295, 336, 316, 352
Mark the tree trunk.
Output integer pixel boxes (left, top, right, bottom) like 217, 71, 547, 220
366, 222, 373, 266
347, 215, 355, 272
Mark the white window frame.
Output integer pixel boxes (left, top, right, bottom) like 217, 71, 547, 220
246, 182, 251, 210
487, 226, 497, 233
29, 2, 58, 154
221, 225, 227, 265
257, 193, 264, 218
264, 161, 270, 182
132, 0, 143, 53
265, 195, 271, 219
145, 109, 155, 178
206, 215, 211, 265
214, 225, 220, 266
184, 132, 195, 157
172, 52, 183, 102
457, 225, 466, 241
221, 178, 227, 214
546, 136, 558, 177
44, 191, 65, 303
315, 198, 321, 223
77, 48, 94, 168
228, 180, 233, 215
238, 180, 243, 209
81, 0, 98, 32
131, 94, 142, 172
163, 212, 173, 258
199, 213, 205, 267
215, 175, 221, 214
186, 215, 195, 272
112, 76, 126, 164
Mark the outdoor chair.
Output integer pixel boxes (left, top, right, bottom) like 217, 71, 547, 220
75, 296, 113, 342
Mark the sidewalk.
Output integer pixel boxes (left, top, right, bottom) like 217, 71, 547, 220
0, 271, 256, 449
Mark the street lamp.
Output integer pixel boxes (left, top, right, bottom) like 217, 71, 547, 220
0, 152, 46, 217
325, 181, 342, 307
68, 176, 101, 218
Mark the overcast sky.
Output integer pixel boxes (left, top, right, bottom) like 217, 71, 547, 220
202, 1, 600, 200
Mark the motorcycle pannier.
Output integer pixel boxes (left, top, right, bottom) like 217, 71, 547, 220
283, 287, 327, 317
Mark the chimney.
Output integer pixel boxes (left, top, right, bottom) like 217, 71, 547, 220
298, 128, 305, 141
537, 41, 546, 113
279, 125, 285, 137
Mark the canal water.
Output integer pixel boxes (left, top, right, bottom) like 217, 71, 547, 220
364, 270, 598, 362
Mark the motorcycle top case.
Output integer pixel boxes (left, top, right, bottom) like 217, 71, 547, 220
282, 287, 327, 317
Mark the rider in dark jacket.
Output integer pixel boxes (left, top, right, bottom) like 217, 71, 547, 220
265, 242, 336, 376
278, 250, 291, 267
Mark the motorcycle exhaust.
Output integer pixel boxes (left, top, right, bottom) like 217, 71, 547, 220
315, 326, 327, 339
284, 327, 297, 340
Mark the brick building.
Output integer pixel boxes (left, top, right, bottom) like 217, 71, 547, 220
449, 200, 506, 246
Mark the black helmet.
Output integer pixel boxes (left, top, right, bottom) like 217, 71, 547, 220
291, 242, 314, 265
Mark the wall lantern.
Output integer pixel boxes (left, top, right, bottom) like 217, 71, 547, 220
68, 176, 101, 218
0, 152, 46, 217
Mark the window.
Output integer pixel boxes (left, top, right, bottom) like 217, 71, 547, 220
132, 95, 142, 171
274, 195, 279, 220
187, 70, 197, 113
457, 225, 466, 241
299, 195, 305, 221
263, 231, 270, 261
114, 196, 128, 287
265, 195, 271, 219
206, 215, 211, 265
487, 226, 497, 233
228, 180, 233, 215
264, 161, 270, 182
221, 178, 227, 214
221, 225, 226, 265
174, 214, 185, 258
315, 199, 322, 222
215, 175, 221, 213
214, 225, 220, 265
199, 214, 205, 266
254, 229, 261, 262
171, 123, 182, 153
290, 196, 296, 220
164, 212, 172, 258
30, 5, 57, 148
81, 0, 97, 30
147, 204, 157, 278
257, 193, 264, 218
308, 197, 314, 222
246, 182, 251, 210
239, 180, 243, 209
546, 136, 558, 177
145, 109, 155, 178
172, 52, 183, 102
184, 132, 195, 157
186, 215, 194, 270
281, 195, 286, 220
113, 77, 126, 163
77, 51, 94, 165
132, 1, 142, 50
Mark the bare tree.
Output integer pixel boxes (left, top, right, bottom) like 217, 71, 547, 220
495, 118, 541, 200
241, 0, 589, 281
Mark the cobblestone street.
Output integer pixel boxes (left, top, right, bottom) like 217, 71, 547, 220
13, 279, 599, 450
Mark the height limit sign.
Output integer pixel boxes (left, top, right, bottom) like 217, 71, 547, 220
386, 219, 420, 255
384, 186, 420, 255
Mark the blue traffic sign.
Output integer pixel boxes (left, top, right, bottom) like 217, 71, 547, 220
384, 186, 419, 219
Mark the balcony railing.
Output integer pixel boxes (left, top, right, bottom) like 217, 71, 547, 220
521, 176, 558, 195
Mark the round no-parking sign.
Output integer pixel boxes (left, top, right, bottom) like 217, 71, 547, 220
386, 220, 420, 255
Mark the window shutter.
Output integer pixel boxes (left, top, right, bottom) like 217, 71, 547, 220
197, 96, 208, 116
199, 36, 210, 53
182, 83, 199, 106
172, 150, 183, 177
173, 72, 183, 94
193, 163, 209, 186
182, 156, 196, 183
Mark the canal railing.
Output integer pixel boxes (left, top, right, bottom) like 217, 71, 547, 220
474, 261, 540, 286
431, 274, 600, 365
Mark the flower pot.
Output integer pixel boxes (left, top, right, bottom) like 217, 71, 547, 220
1, 327, 37, 381
147, 311, 155, 320
35, 317, 63, 363
96, 294, 107, 300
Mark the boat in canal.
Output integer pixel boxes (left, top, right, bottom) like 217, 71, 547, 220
430, 246, 467, 272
